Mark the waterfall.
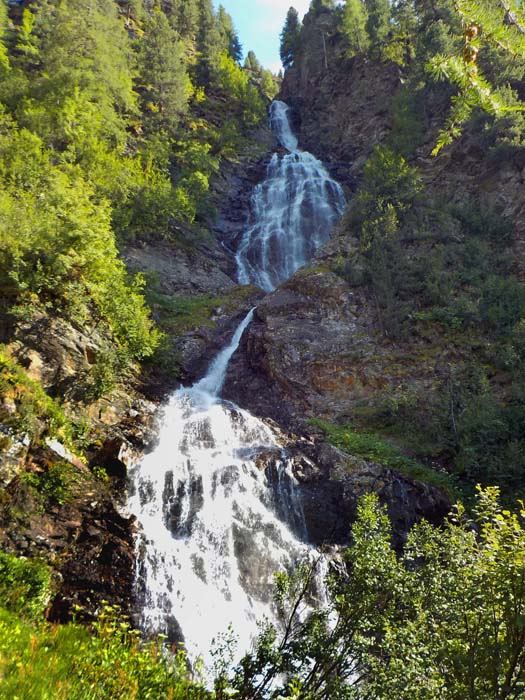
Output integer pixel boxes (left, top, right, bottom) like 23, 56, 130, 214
128, 100, 345, 674
236, 100, 346, 292
128, 313, 315, 670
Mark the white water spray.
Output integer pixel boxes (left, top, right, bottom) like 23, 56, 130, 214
128, 311, 316, 670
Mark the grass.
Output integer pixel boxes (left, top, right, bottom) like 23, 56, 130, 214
0, 551, 209, 700
311, 418, 457, 498
0, 606, 210, 700
146, 283, 258, 336
0, 350, 74, 449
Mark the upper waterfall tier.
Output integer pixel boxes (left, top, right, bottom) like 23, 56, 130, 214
270, 100, 298, 151
236, 100, 345, 292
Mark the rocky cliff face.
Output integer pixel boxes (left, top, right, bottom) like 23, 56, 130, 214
221, 7, 525, 517
279, 8, 400, 182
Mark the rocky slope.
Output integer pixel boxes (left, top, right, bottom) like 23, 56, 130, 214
222, 6, 525, 507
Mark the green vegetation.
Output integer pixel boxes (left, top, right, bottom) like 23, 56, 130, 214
0, 551, 209, 698
342, 0, 369, 56
280, 7, 301, 69
0, 0, 273, 413
311, 417, 456, 494
0, 552, 51, 620
220, 488, 525, 699
4, 489, 525, 699
20, 460, 85, 508
333, 138, 525, 495
0, 605, 209, 700
0, 351, 73, 447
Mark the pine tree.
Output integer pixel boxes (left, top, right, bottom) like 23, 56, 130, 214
25, 0, 135, 148
429, 0, 525, 152
365, 0, 391, 49
309, 0, 335, 13
178, 0, 199, 39
217, 5, 242, 63
244, 50, 261, 72
280, 7, 301, 69
139, 9, 191, 134
196, 0, 221, 86
342, 0, 369, 55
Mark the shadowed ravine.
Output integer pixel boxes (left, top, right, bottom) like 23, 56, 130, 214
127, 100, 344, 671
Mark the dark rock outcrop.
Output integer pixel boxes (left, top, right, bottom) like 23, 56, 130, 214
0, 454, 136, 621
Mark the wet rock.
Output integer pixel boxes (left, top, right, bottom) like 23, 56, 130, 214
0, 427, 30, 486
0, 466, 136, 622
282, 438, 451, 548
92, 437, 140, 478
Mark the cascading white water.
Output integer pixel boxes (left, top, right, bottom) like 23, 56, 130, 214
128, 312, 317, 670
128, 100, 345, 674
236, 100, 346, 292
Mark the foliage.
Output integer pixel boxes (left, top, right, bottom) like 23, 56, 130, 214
21, 460, 85, 507
311, 417, 455, 493
0, 0, 269, 415
0, 351, 73, 446
388, 83, 427, 156
217, 5, 243, 63
342, 0, 369, 55
280, 7, 302, 69
346, 145, 422, 248
0, 553, 51, 621
138, 9, 191, 135
427, 0, 525, 152
310, 0, 336, 12
0, 604, 210, 700
216, 52, 266, 127
220, 488, 525, 699
365, 0, 391, 51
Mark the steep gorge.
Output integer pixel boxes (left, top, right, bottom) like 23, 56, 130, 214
3, 0, 525, 668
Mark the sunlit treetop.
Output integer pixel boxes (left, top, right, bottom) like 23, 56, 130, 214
429, 0, 525, 153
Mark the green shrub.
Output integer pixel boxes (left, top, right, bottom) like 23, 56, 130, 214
0, 553, 51, 620
0, 351, 73, 446
21, 461, 80, 507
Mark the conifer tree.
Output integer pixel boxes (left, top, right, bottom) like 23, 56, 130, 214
429, 0, 525, 152
178, 0, 199, 39
139, 9, 191, 134
342, 0, 369, 55
196, 0, 221, 86
309, 0, 335, 12
24, 0, 135, 148
365, 0, 391, 49
280, 7, 301, 69
217, 5, 242, 63
244, 50, 261, 72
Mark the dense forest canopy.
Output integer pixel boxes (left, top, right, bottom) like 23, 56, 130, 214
0, 0, 277, 399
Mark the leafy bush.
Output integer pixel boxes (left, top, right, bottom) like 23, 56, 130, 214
0, 553, 51, 620
221, 488, 525, 700
21, 461, 81, 507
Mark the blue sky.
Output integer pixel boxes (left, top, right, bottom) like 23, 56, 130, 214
212, 0, 312, 73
